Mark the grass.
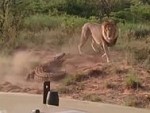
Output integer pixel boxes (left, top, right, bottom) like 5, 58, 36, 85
62, 69, 105, 86
1, 14, 150, 72
116, 23, 150, 49
0, 29, 72, 54
24, 15, 61, 31
124, 40, 150, 69
124, 96, 141, 107
105, 82, 116, 89
125, 73, 141, 89
82, 93, 102, 102
115, 22, 150, 69
58, 82, 84, 94
23, 14, 91, 32
58, 86, 72, 94
62, 73, 88, 86
124, 95, 150, 108
0, 14, 96, 55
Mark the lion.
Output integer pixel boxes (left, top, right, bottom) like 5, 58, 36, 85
78, 20, 118, 62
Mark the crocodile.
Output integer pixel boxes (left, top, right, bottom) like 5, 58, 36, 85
26, 53, 66, 81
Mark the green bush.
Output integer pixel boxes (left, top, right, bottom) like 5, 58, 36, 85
23, 14, 89, 32
111, 9, 132, 21
125, 74, 141, 89
131, 4, 150, 22
24, 15, 62, 31
58, 0, 100, 18
111, 4, 150, 22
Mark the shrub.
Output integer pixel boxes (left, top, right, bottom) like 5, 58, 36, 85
124, 96, 141, 107
132, 48, 149, 62
105, 82, 116, 89
124, 95, 150, 108
111, 9, 132, 21
62, 75, 76, 86
82, 93, 102, 102
63, 73, 87, 86
125, 74, 141, 89
127, 26, 150, 39
58, 86, 72, 94
131, 4, 150, 22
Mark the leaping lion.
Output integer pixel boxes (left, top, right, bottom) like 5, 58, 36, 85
78, 20, 118, 63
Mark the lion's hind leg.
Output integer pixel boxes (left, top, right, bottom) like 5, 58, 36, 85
78, 27, 89, 54
91, 39, 97, 52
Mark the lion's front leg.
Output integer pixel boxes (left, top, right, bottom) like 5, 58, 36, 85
102, 43, 110, 63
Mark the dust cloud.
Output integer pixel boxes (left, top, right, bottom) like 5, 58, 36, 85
0, 51, 40, 84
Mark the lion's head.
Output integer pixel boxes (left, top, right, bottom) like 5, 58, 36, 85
102, 20, 118, 45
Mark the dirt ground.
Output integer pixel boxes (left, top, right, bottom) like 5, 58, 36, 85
0, 50, 150, 109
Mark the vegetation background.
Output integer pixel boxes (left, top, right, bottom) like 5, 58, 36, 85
0, 0, 150, 68
0, 0, 150, 108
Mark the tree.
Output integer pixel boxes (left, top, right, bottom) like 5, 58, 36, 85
98, 0, 131, 18
0, 0, 9, 36
0, 0, 29, 39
